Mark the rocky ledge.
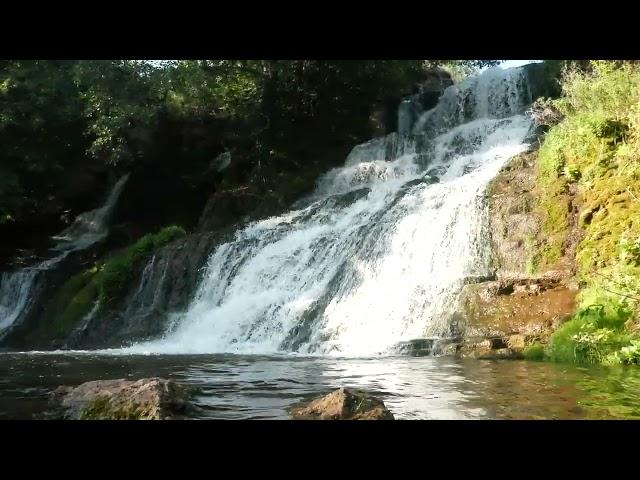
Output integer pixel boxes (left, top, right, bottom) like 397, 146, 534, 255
49, 377, 193, 420
291, 387, 394, 420
439, 148, 579, 359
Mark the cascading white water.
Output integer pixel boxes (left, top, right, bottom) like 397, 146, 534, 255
0, 175, 129, 333
0, 270, 38, 331
123, 67, 536, 356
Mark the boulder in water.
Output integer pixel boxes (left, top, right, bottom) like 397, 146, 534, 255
291, 387, 394, 420
50, 377, 192, 420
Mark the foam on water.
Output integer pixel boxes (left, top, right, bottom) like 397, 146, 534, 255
122, 67, 535, 356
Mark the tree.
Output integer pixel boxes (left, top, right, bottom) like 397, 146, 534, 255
0, 60, 87, 222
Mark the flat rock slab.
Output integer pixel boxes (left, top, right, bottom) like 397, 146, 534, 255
291, 387, 394, 420
50, 377, 192, 420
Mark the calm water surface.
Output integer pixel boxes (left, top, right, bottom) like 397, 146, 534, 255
1, 353, 640, 419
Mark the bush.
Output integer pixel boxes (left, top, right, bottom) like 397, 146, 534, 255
523, 343, 546, 361
612, 340, 640, 365
546, 300, 636, 364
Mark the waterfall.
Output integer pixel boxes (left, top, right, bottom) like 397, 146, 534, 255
0, 175, 129, 334
50, 174, 130, 254
0, 270, 38, 332
121, 66, 536, 356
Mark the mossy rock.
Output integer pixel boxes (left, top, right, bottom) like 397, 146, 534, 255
52, 378, 192, 420
28, 270, 99, 344
29, 226, 187, 346
80, 396, 159, 420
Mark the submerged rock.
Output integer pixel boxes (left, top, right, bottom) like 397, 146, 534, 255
291, 388, 394, 420
50, 377, 192, 420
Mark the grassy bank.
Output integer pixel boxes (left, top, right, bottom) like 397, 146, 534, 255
530, 61, 640, 365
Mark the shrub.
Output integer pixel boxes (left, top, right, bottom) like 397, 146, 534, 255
523, 343, 546, 361
546, 300, 636, 364
614, 340, 640, 365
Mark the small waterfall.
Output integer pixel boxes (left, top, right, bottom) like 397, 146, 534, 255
51, 174, 130, 255
123, 254, 172, 318
0, 270, 38, 331
124, 66, 536, 356
0, 175, 129, 334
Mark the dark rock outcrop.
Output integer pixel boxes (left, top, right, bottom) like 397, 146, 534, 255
0, 239, 123, 349
522, 62, 562, 102
49, 377, 193, 420
398, 68, 453, 136
416, 68, 455, 109
291, 388, 394, 420
64, 230, 232, 349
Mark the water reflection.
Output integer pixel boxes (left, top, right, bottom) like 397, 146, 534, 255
319, 357, 475, 419
1, 353, 640, 419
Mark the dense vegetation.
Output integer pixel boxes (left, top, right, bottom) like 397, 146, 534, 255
0, 59, 498, 262
1, 59, 501, 345
4, 59, 640, 368
529, 61, 640, 365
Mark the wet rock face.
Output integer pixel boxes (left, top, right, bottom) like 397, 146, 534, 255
486, 149, 542, 276
457, 276, 576, 337
398, 68, 454, 136
416, 68, 455, 109
50, 378, 192, 420
446, 148, 578, 357
291, 388, 394, 420
0, 240, 119, 349
65, 231, 228, 349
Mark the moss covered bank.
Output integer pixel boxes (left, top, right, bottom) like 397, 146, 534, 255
459, 61, 640, 365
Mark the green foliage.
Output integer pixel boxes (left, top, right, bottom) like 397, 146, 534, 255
533, 61, 640, 314
30, 269, 99, 343
72, 60, 165, 166
546, 301, 636, 364
432, 60, 502, 82
97, 225, 186, 307
563, 164, 581, 181
620, 235, 640, 266
0, 60, 89, 222
34, 225, 186, 341
0, 59, 436, 226
523, 343, 546, 361
163, 60, 262, 119
609, 340, 640, 365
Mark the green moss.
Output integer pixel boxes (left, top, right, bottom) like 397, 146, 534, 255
534, 164, 570, 269
58, 279, 99, 330
523, 234, 537, 273
523, 343, 546, 361
33, 225, 187, 344
532, 61, 640, 350
79, 396, 155, 420
44, 270, 94, 320
97, 225, 186, 308
29, 269, 99, 343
